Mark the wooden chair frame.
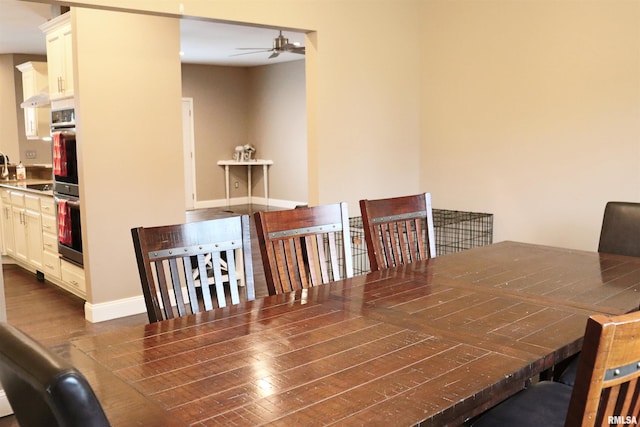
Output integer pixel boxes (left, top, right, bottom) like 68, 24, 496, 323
360, 192, 436, 271
254, 203, 353, 295
131, 216, 255, 323
566, 310, 640, 426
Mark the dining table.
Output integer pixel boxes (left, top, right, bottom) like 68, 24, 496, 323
67, 241, 640, 426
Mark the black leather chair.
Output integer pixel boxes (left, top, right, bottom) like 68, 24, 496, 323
0, 322, 110, 427
597, 201, 640, 257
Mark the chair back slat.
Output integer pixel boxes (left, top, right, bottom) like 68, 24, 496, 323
565, 310, 640, 426
131, 216, 255, 323
254, 203, 353, 295
360, 193, 436, 271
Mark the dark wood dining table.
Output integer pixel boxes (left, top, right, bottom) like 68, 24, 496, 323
67, 241, 640, 426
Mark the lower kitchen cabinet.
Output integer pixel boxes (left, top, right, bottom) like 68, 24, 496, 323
60, 259, 86, 295
1, 190, 14, 257
0, 187, 86, 299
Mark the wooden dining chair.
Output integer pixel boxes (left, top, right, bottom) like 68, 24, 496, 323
254, 203, 353, 295
0, 322, 110, 427
359, 192, 436, 271
131, 216, 255, 323
471, 309, 640, 426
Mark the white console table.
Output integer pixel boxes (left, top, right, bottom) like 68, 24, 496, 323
217, 159, 273, 206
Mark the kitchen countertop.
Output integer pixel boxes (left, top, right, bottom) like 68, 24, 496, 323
0, 179, 54, 196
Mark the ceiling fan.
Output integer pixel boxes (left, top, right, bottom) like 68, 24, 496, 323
233, 30, 305, 59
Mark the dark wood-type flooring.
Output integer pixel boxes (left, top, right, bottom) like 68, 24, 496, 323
0, 204, 279, 426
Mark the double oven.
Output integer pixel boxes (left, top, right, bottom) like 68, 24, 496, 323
51, 107, 82, 266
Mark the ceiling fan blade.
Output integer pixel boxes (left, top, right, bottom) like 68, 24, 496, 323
230, 49, 273, 57
288, 46, 306, 55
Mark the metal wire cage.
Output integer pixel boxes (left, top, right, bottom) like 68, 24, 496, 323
338, 209, 493, 276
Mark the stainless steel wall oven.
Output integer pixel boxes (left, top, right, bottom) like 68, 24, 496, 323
51, 107, 83, 266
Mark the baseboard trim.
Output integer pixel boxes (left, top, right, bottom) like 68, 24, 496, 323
194, 198, 306, 210
0, 390, 13, 417
84, 295, 147, 323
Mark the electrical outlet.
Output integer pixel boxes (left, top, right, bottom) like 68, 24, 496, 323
25, 150, 36, 159
234, 181, 239, 189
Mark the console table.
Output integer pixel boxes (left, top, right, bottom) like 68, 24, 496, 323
217, 159, 273, 206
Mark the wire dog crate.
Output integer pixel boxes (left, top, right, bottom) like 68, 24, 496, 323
344, 209, 493, 276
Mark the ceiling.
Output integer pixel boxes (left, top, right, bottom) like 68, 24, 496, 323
0, 0, 306, 67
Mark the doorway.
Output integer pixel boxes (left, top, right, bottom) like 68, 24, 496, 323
182, 98, 195, 209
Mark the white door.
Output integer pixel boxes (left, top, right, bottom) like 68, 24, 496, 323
182, 98, 196, 209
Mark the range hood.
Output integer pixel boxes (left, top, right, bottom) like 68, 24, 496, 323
20, 91, 50, 108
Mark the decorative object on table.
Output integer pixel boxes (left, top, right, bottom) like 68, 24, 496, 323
232, 144, 257, 162
233, 145, 243, 161
242, 144, 256, 161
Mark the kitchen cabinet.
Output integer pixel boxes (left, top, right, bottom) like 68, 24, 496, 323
40, 13, 74, 101
10, 192, 43, 269
15, 61, 50, 140
60, 259, 86, 295
1, 190, 14, 257
40, 198, 60, 279
0, 186, 85, 299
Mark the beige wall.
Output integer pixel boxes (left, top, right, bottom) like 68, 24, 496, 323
421, 0, 640, 250
0, 53, 50, 166
56, 0, 423, 217
0, 55, 21, 164
248, 60, 307, 204
21, 0, 640, 318
181, 60, 307, 205
72, 8, 184, 310
181, 64, 250, 201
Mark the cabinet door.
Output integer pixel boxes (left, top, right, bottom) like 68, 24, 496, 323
46, 29, 67, 100
61, 25, 74, 98
25, 209, 43, 270
12, 207, 27, 263
2, 205, 14, 257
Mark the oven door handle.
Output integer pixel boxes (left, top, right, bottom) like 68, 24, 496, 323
54, 197, 80, 208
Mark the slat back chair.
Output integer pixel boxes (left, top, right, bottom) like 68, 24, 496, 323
598, 201, 640, 258
565, 310, 640, 426
359, 192, 436, 272
0, 322, 110, 427
131, 216, 255, 323
471, 310, 640, 427
254, 203, 353, 295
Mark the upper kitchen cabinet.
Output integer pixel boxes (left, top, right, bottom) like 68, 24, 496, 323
40, 13, 74, 101
15, 61, 50, 140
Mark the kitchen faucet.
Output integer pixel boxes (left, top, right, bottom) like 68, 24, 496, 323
0, 152, 8, 179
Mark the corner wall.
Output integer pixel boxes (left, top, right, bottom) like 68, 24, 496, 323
421, 0, 640, 250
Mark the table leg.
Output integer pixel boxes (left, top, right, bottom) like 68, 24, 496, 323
224, 165, 230, 207
263, 164, 269, 206
247, 165, 252, 203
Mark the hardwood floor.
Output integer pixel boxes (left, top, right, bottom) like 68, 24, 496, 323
0, 204, 281, 425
